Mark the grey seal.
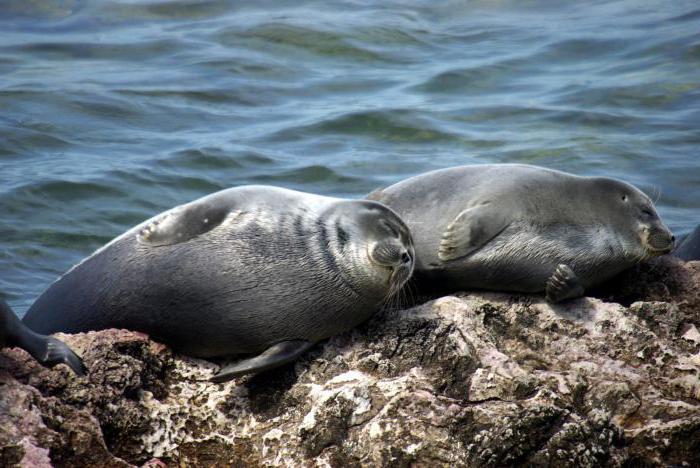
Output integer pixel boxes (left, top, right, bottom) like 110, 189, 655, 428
368, 164, 674, 302
23, 186, 414, 381
1, 298, 85, 375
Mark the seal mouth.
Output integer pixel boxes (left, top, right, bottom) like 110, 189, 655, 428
389, 262, 413, 289
644, 245, 674, 256
642, 228, 674, 256
381, 262, 413, 309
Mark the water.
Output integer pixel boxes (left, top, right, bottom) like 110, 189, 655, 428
1, 0, 699, 314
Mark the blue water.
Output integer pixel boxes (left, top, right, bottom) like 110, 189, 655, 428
1, 0, 699, 314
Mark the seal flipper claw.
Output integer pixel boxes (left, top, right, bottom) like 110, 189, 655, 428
545, 264, 585, 303
438, 204, 509, 262
42, 337, 87, 375
211, 340, 312, 383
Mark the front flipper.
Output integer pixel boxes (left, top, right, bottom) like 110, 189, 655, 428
545, 264, 585, 303
38, 336, 87, 375
438, 204, 509, 262
210, 340, 312, 383
138, 198, 244, 246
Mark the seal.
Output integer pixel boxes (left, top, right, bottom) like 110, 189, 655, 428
1, 298, 85, 375
673, 225, 700, 261
23, 186, 414, 381
368, 164, 674, 302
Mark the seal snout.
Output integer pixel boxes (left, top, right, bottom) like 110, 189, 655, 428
369, 240, 415, 290
370, 242, 412, 268
643, 225, 675, 255
389, 250, 414, 290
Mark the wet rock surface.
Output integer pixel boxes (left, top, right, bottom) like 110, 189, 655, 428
1, 257, 699, 467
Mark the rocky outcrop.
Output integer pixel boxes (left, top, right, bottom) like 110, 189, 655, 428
1, 257, 699, 467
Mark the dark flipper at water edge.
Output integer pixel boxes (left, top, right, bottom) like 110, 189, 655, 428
0, 299, 85, 375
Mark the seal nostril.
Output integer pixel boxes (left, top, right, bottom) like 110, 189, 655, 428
671, 235, 675, 242
401, 252, 410, 264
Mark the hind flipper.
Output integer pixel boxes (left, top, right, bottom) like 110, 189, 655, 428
1, 299, 85, 375
545, 264, 585, 303
210, 340, 312, 383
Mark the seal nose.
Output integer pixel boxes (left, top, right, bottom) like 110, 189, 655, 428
671, 234, 676, 243
401, 252, 411, 264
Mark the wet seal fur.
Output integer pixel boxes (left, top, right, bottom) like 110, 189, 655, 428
0, 299, 85, 375
368, 164, 674, 302
23, 186, 413, 381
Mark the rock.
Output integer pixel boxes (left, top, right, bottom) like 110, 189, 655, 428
1, 258, 698, 467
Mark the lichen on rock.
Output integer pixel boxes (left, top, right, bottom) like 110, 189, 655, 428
1, 257, 699, 466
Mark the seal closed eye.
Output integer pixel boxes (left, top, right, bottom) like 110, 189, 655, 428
368, 164, 674, 302
23, 186, 414, 381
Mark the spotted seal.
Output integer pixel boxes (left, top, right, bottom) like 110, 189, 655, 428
368, 164, 673, 302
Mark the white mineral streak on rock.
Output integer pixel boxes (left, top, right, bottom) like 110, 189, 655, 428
682, 324, 700, 344
141, 355, 253, 457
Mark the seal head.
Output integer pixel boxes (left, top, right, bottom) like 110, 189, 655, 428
322, 200, 414, 301
591, 178, 674, 259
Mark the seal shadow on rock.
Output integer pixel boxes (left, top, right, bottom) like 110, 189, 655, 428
368, 164, 675, 303
22, 186, 415, 382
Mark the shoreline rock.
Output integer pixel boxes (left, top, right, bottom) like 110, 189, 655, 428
1, 258, 699, 467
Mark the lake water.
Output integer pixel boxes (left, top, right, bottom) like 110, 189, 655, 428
1, 0, 699, 314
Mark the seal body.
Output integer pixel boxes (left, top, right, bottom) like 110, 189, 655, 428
24, 186, 413, 379
674, 225, 700, 261
369, 164, 674, 301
